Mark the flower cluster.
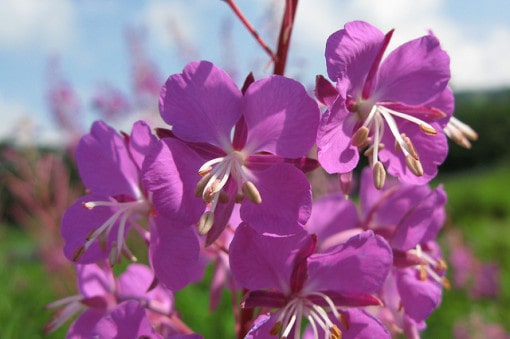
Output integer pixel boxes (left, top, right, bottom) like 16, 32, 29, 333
48, 20, 468, 338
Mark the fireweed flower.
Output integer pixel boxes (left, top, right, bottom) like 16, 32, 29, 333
143, 60, 319, 244
316, 20, 453, 188
356, 168, 449, 334
61, 120, 156, 265
230, 224, 392, 339
45, 263, 178, 337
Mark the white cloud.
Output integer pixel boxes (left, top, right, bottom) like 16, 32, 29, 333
0, 0, 77, 52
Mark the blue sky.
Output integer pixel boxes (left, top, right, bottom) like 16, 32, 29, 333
1, 0, 509, 144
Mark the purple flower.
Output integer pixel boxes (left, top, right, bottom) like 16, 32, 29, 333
144, 61, 319, 244
45, 263, 175, 337
61, 120, 156, 265
230, 224, 392, 338
356, 167, 449, 329
317, 21, 453, 188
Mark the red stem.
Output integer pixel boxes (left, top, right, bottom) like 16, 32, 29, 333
273, 0, 299, 75
224, 0, 277, 62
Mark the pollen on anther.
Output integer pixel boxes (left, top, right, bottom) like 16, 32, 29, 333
242, 181, 262, 204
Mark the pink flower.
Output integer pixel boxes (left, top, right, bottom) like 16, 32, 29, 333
143, 61, 319, 245
317, 21, 453, 188
230, 224, 392, 339
61, 120, 156, 265
45, 263, 176, 337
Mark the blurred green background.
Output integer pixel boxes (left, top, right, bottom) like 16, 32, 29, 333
1, 89, 509, 338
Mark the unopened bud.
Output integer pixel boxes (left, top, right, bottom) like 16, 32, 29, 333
351, 126, 370, 148
405, 155, 424, 177
372, 161, 386, 190
198, 211, 214, 235
242, 181, 262, 204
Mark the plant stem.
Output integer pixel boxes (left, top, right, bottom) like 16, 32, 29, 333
273, 0, 299, 75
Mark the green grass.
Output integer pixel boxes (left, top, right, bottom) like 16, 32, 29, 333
424, 160, 510, 338
0, 225, 67, 339
1, 161, 509, 338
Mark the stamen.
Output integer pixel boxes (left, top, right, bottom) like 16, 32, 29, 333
330, 325, 342, 339
419, 123, 438, 135
400, 133, 419, 160
443, 116, 478, 149
379, 105, 438, 135
198, 157, 224, 176
195, 173, 213, 197
405, 155, 424, 177
78, 199, 149, 263
198, 211, 214, 235
242, 181, 262, 204
372, 161, 386, 189
351, 126, 370, 148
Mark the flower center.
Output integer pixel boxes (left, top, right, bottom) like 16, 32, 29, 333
270, 292, 344, 339
195, 150, 261, 235
74, 198, 151, 265
408, 244, 450, 289
351, 100, 440, 188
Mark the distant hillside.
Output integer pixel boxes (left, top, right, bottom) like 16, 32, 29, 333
442, 88, 510, 171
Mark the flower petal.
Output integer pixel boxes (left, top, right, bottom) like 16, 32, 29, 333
61, 195, 121, 264
306, 192, 361, 250
326, 20, 385, 92
306, 231, 392, 295
379, 121, 448, 185
243, 75, 320, 157
317, 90, 359, 174
396, 268, 442, 323
150, 216, 204, 291
76, 263, 115, 298
229, 223, 311, 292
128, 120, 158, 171
142, 137, 204, 223
241, 163, 311, 234
67, 309, 105, 339
76, 120, 140, 197
303, 309, 390, 339
375, 35, 450, 105
93, 301, 158, 339
159, 61, 242, 149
